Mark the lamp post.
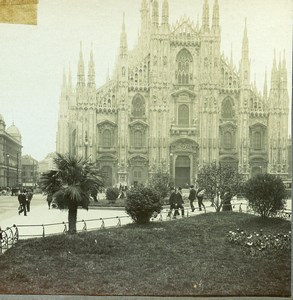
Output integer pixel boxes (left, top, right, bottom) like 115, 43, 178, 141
16, 152, 19, 186
169, 152, 174, 184
6, 154, 9, 188
84, 132, 88, 159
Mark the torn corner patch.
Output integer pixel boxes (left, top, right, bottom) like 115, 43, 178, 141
0, 0, 38, 25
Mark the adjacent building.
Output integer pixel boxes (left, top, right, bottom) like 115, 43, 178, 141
21, 155, 38, 189
0, 114, 22, 188
56, 0, 290, 187
38, 152, 56, 174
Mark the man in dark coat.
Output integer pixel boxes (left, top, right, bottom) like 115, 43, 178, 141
167, 187, 177, 218
18, 190, 27, 216
196, 187, 206, 211
188, 185, 196, 212
175, 187, 184, 217
26, 190, 33, 212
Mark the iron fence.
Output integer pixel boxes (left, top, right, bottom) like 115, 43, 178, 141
0, 201, 291, 254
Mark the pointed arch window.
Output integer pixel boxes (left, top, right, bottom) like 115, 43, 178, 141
102, 129, 111, 148
178, 104, 189, 127
253, 132, 261, 150
132, 95, 145, 118
134, 130, 143, 148
223, 131, 233, 149
176, 49, 193, 85
222, 98, 233, 119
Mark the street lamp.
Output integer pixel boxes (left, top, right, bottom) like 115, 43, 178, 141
6, 154, 9, 188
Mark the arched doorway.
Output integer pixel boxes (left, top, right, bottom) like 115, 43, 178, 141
131, 166, 147, 186
101, 166, 113, 187
251, 166, 262, 177
175, 156, 190, 187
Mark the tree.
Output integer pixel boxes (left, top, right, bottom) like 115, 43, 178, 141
148, 171, 171, 199
40, 153, 103, 234
244, 173, 286, 218
106, 187, 120, 202
197, 162, 245, 212
125, 186, 163, 224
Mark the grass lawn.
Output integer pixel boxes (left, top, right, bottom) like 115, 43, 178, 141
0, 212, 290, 297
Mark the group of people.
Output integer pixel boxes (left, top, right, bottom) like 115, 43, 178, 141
168, 185, 206, 218
17, 189, 33, 216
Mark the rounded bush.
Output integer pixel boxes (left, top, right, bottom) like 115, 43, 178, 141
244, 173, 286, 218
125, 186, 163, 224
106, 187, 120, 202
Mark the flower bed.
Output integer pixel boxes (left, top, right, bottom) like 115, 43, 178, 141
226, 228, 291, 256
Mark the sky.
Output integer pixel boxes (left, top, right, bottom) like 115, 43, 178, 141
0, 0, 292, 161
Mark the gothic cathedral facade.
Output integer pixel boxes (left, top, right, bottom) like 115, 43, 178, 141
56, 0, 290, 187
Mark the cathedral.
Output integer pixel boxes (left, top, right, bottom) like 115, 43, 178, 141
56, 0, 290, 187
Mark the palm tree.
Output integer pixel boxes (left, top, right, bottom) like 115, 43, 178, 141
40, 153, 103, 234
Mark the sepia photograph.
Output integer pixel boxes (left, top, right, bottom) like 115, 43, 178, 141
0, 0, 291, 299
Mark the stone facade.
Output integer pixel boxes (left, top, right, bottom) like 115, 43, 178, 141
0, 114, 22, 188
21, 155, 38, 189
56, 0, 290, 187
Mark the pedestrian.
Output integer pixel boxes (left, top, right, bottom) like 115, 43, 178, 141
26, 189, 33, 212
18, 190, 27, 216
47, 194, 53, 209
196, 186, 206, 211
167, 187, 177, 218
222, 187, 233, 211
175, 186, 184, 217
188, 185, 196, 212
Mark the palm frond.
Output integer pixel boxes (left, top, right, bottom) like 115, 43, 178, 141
40, 152, 103, 210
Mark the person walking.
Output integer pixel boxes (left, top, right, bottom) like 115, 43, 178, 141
188, 185, 196, 212
26, 189, 33, 212
167, 187, 177, 218
47, 194, 53, 209
175, 187, 184, 217
222, 187, 233, 211
196, 187, 206, 212
18, 190, 27, 216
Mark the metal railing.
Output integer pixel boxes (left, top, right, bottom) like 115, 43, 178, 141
0, 225, 19, 254
1, 201, 291, 254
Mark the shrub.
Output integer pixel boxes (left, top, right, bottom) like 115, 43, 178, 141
106, 187, 120, 202
244, 173, 286, 218
125, 186, 163, 224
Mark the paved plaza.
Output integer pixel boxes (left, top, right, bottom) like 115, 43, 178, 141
0, 192, 291, 240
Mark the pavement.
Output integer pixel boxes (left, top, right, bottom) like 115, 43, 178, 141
0, 193, 291, 240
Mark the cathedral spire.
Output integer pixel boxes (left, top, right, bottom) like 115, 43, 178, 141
211, 0, 220, 34
278, 51, 282, 79
201, 0, 210, 33
62, 67, 67, 88
68, 65, 72, 90
88, 45, 95, 87
270, 49, 277, 90
240, 19, 250, 87
162, 0, 169, 28
77, 41, 85, 87
242, 18, 249, 58
140, 0, 149, 37
119, 13, 128, 58
263, 68, 268, 100
281, 49, 287, 89
152, 0, 159, 29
